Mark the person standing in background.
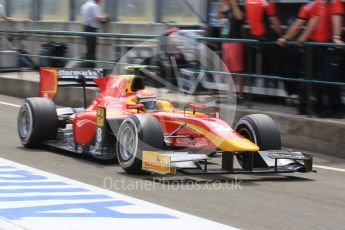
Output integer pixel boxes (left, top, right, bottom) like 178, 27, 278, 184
277, 0, 344, 118
244, 0, 286, 78
216, 0, 245, 103
277, 0, 344, 45
81, 0, 108, 68
245, 0, 282, 41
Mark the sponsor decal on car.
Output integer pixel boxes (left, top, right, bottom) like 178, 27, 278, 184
142, 151, 174, 174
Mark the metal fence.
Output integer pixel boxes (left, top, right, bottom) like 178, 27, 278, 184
2, 29, 345, 115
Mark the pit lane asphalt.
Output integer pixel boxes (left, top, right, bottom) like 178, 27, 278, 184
0, 94, 345, 230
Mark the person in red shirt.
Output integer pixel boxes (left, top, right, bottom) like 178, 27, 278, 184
245, 0, 282, 40
245, 0, 285, 82
278, 0, 344, 118
278, 0, 344, 44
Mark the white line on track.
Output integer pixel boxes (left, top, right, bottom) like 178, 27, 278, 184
0, 101, 20, 108
313, 165, 345, 172
0, 158, 238, 230
0, 100, 345, 173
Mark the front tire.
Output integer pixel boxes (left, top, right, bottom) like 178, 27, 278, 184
17, 97, 58, 148
235, 114, 281, 169
116, 115, 164, 174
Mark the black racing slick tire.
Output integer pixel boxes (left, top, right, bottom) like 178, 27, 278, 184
235, 114, 281, 169
116, 115, 164, 174
17, 97, 58, 148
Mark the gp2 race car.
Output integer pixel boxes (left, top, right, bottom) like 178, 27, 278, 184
17, 67, 314, 175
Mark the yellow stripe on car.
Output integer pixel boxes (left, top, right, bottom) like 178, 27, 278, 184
167, 121, 259, 152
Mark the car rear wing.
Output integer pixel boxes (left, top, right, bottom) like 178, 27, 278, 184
39, 67, 110, 99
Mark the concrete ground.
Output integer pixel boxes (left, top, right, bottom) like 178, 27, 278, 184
1, 94, 345, 230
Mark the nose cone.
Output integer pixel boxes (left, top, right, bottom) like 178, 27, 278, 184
218, 138, 260, 152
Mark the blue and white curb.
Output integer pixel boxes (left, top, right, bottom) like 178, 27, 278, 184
0, 158, 238, 230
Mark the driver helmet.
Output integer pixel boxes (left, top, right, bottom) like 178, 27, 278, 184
136, 89, 157, 111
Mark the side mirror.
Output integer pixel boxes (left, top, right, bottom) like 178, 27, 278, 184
184, 103, 205, 115
188, 103, 205, 110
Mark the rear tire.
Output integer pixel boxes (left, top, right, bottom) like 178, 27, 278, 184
116, 115, 164, 174
235, 114, 281, 169
17, 97, 58, 148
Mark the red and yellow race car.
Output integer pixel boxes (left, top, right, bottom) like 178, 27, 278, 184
17, 67, 314, 175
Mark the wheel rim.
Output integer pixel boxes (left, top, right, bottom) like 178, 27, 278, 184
118, 123, 138, 161
18, 105, 32, 139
